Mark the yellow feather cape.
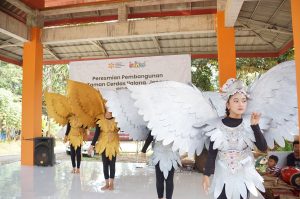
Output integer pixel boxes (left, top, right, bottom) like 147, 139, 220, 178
67, 116, 86, 150
95, 117, 120, 160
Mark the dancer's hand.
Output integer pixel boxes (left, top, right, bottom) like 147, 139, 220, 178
63, 136, 68, 143
140, 152, 146, 158
139, 152, 147, 162
88, 145, 94, 155
251, 112, 261, 125
202, 175, 210, 195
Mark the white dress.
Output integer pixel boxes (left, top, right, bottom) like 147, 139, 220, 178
207, 121, 265, 199
150, 141, 182, 179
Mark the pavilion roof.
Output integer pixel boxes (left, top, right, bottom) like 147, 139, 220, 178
0, 0, 293, 65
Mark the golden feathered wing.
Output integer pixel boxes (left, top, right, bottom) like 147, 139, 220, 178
45, 91, 72, 126
67, 80, 106, 127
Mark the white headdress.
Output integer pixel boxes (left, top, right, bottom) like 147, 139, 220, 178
221, 78, 249, 99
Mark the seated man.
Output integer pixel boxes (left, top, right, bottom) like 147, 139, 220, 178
286, 140, 300, 168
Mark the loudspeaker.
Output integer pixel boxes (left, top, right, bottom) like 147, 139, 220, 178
34, 137, 55, 166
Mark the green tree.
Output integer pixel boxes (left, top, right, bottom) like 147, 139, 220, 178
42, 64, 69, 136
0, 88, 21, 134
277, 48, 294, 63
191, 48, 294, 90
0, 62, 22, 138
191, 59, 218, 91
0, 61, 70, 139
43, 64, 69, 95
0, 61, 22, 96
237, 48, 295, 85
42, 64, 69, 115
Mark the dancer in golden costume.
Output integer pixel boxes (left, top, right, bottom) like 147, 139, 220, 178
67, 80, 120, 190
45, 91, 87, 173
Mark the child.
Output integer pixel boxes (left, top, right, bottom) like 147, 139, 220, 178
265, 155, 280, 177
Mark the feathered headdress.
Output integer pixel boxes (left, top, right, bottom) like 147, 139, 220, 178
220, 78, 249, 99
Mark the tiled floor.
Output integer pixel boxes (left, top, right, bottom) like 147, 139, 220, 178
0, 161, 264, 199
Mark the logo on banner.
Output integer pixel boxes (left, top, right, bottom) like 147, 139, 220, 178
108, 62, 125, 69
129, 61, 146, 68
107, 61, 146, 69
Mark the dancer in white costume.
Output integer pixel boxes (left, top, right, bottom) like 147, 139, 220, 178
199, 61, 297, 199
101, 61, 297, 199
202, 79, 267, 199
141, 132, 181, 199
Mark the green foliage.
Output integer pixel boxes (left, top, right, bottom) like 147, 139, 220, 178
0, 62, 22, 96
0, 62, 69, 138
0, 62, 22, 132
191, 49, 294, 90
237, 48, 295, 86
191, 48, 294, 90
273, 140, 293, 152
0, 88, 21, 130
43, 64, 69, 95
277, 48, 294, 63
191, 59, 218, 91
237, 57, 279, 86
42, 64, 69, 115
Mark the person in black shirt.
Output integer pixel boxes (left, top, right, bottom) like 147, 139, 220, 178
286, 140, 300, 168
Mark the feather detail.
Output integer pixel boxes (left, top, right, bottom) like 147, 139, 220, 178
67, 80, 105, 128
95, 118, 120, 160
128, 81, 218, 155
101, 89, 149, 141
45, 92, 72, 126
246, 61, 297, 148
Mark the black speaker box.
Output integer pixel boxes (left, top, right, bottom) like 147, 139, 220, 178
34, 137, 55, 166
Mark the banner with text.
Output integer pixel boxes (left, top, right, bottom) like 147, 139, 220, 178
69, 54, 191, 90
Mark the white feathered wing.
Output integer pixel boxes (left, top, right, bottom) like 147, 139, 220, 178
199, 61, 298, 149
245, 60, 298, 148
100, 89, 149, 141
128, 81, 218, 157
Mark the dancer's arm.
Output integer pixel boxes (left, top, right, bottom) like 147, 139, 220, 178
64, 123, 71, 143
203, 142, 217, 176
88, 125, 100, 154
250, 112, 268, 152
141, 133, 153, 153
91, 125, 101, 146
251, 124, 268, 152
65, 123, 71, 136
202, 141, 217, 194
